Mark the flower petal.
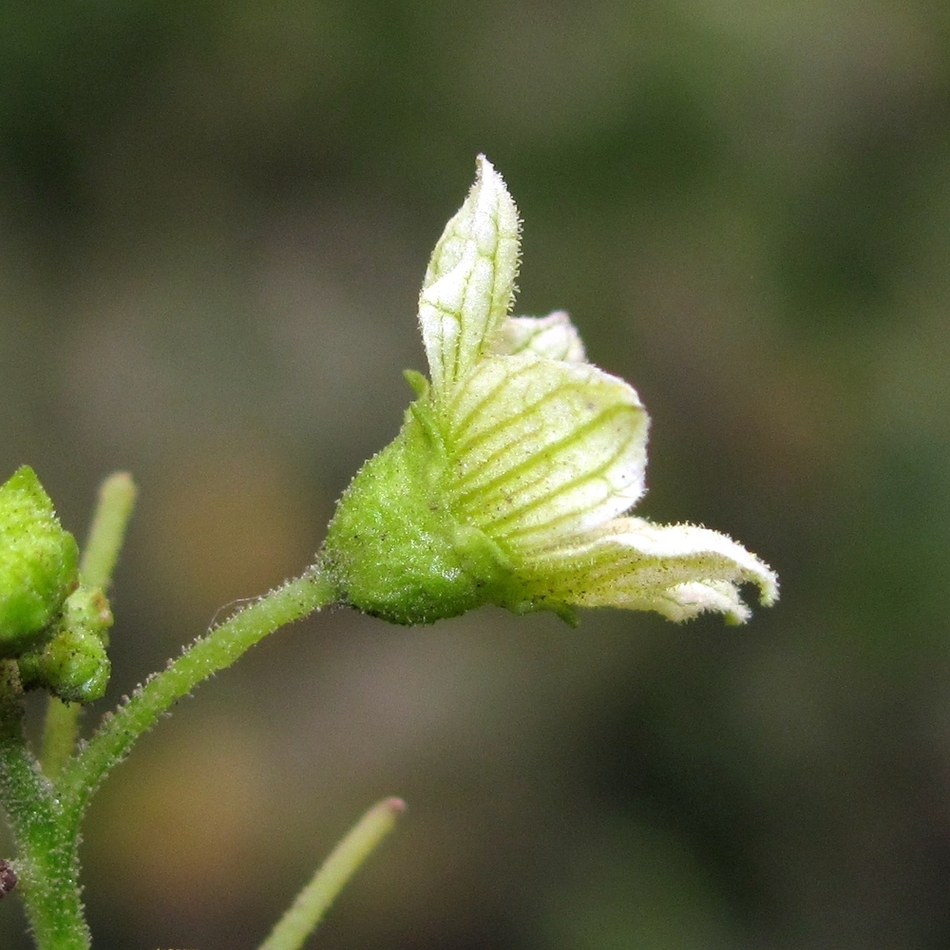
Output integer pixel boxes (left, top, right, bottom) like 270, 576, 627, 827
491, 311, 586, 362
524, 517, 778, 623
443, 353, 649, 548
419, 155, 521, 394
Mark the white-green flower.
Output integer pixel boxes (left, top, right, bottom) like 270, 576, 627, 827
320, 156, 777, 625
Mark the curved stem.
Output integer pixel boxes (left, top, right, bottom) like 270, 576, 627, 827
2, 473, 344, 950
58, 568, 337, 826
258, 798, 405, 950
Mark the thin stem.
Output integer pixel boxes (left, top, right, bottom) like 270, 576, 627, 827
40, 473, 137, 780
78, 472, 137, 590
58, 568, 337, 825
258, 798, 405, 950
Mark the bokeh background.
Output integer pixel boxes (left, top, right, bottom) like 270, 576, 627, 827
2, 2, 950, 948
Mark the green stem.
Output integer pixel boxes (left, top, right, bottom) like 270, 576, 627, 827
40, 472, 137, 780
0, 664, 89, 950
2, 471, 343, 950
258, 798, 405, 950
39, 699, 80, 783
77, 472, 137, 590
58, 568, 336, 825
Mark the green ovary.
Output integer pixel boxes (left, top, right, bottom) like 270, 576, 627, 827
320, 404, 518, 625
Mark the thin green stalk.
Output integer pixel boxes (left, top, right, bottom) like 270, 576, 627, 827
77, 472, 137, 590
58, 568, 337, 825
40, 473, 137, 780
258, 798, 405, 950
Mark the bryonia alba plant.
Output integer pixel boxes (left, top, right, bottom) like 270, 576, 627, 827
0, 156, 776, 950
320, 156, 777, 625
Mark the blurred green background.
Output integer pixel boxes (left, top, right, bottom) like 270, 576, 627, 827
2, 1, 950, 948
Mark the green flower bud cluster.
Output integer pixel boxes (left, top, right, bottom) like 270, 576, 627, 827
0, 466, 112, 702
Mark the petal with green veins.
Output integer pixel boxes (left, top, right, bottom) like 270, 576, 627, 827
419, 155, 520, 394
491, 311, 586, 362
522, 517, 778, 622
444, 354, 649, 547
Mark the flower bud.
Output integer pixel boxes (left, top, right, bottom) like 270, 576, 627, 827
0, 466, 79, 657
18, 585, 112, 703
